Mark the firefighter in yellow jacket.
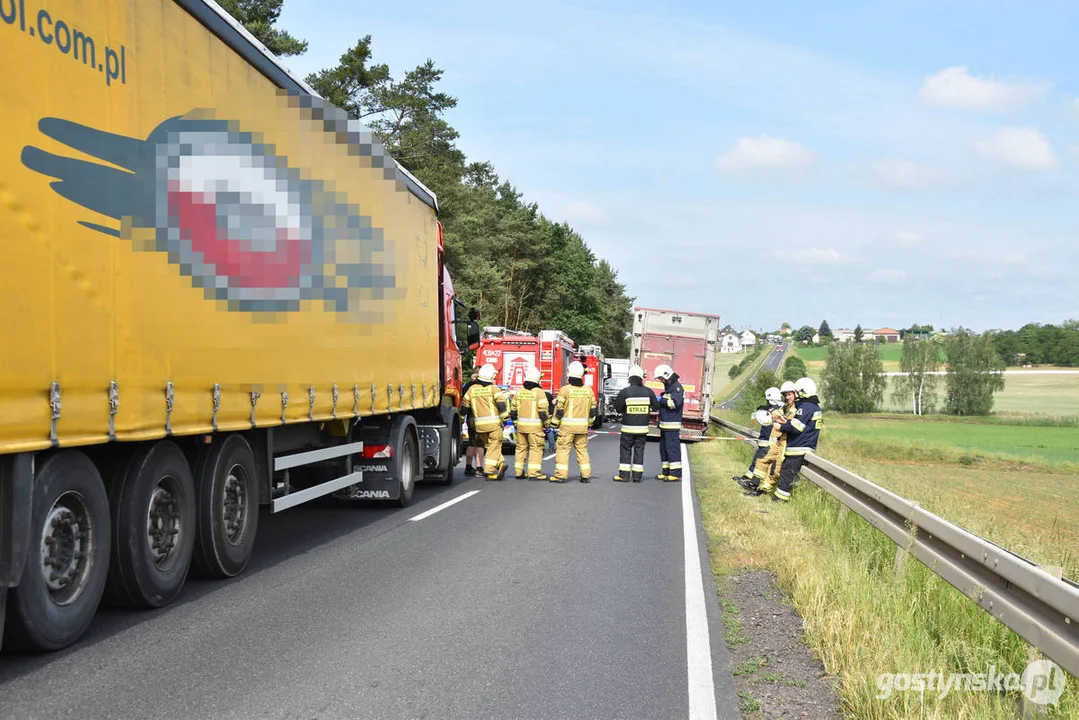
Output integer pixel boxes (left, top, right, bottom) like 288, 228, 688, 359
461, 363, 511, 480
548, 361, 596, 483
511, 366, 550, 480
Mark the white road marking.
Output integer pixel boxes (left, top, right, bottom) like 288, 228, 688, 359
408, 490, 480, 522
682, 443, 718, 719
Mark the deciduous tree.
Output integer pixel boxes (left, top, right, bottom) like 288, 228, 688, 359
821, 342, 887, 413
942, 329, 1005, 416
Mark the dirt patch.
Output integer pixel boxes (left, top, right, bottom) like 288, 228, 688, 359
720, 568, 843, 719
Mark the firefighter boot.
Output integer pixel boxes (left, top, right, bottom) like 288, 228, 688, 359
487, 460, 506, 481
613, 473, 627, 482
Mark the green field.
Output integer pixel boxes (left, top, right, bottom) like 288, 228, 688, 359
795, 342, 905, 372
822, 414, 1079, 465
711, 349, 755, 400
787, 345, 1079, 418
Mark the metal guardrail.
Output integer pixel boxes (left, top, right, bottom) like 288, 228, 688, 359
709, 415, 1079, 678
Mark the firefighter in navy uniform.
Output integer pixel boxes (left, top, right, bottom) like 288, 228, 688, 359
460, 363, 511, 480
733, 386, 783, 485
653, 364, 684, 482
612, 365, 659, 483
548, 361, 595, 483
767, 377, 822, 503
511, 366, 550, 480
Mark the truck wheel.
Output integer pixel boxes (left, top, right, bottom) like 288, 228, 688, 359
104, 441, 196, 609
6, 451, 111, 652
192, 435, 259, 579
396, 431, 419, 507
436, 418, 460, 486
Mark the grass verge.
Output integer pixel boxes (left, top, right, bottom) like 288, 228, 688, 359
691, 437, 1078, 719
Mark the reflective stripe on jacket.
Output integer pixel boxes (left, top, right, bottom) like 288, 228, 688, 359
778, 399, 821, 454
551, 384, 594, 433
511, 386, 548, 432
657, 379, 684, 431
615, 381, 659, 435
462, 382, 510, 432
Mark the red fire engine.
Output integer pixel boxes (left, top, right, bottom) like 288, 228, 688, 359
475, 328, 611, 442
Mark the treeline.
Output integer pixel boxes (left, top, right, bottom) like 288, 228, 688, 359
219, 0, 634, 356
789, 319, 1079, 368
988, 322, 1079, 366
816, 330, 1006, 416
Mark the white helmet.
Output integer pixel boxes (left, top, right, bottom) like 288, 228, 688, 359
654, 364, 674, 381
568, 361, 585, 379
525, 367, 541, 384
478, 363, 498, 382
780, 380, 798, 394
796, 377, 817, 398
628, 364, 645, 379
765, 386, 782, 405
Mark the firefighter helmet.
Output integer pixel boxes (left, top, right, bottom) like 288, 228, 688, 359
654, 364, 674, 381
568, 361, 585, 379
765, 386, 782, 405
628, 364, 645, 379
780, 380, 798, 394
478, 363, 497, 382
796, 377, 818, 398
525, 367, 541, 384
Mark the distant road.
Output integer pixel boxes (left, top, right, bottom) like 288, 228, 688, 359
717, 342, 789, 410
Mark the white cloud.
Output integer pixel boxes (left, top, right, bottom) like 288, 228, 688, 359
918, 66, 1050, 112
975, 128, 1057, 170
560, 200, 606, 225
869, 269, 907, 284
771, 247, 846, 264
714, 135, 816, 172
894, 231, 924, 246
872, 159, 943, 189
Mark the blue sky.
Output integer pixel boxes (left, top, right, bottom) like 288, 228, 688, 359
277, 0, 1079, 333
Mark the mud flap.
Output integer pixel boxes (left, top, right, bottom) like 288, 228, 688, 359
349, 416, 418, 502
0, 453, 33, 650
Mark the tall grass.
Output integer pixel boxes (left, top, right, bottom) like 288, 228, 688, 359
692, 439, 1078, 718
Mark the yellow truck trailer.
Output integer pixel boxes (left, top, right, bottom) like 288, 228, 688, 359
0, 0, 473, 652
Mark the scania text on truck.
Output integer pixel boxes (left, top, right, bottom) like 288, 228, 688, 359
629, 306, 720, 441
0, 0, 471, 653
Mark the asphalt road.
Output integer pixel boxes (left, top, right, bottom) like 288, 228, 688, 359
718, 341, 789, 410
0, 430, 739, 720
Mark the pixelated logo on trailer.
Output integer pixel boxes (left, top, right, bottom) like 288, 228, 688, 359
20, 98, 408, 322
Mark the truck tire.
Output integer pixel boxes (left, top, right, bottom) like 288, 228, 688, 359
191, 435, 259, 579
6, 451, 111, 652
104, 441, 196, 609
396, 430, 419, 507
435, 417, 461, 486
